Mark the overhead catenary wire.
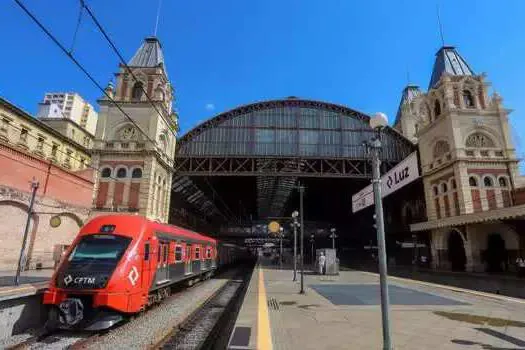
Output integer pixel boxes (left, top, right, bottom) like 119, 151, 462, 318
13, 0, 156, 149
80, 0, 178, 139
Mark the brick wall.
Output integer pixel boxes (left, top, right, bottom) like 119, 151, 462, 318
0, 144, 94, 207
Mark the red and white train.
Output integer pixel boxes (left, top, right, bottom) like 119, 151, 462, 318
43, 215, 248, 330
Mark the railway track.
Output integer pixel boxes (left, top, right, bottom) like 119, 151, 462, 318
5, 264, 253, 350
154, 264, 253, 350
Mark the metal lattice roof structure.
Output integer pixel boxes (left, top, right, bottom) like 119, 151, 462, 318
173, 98, 416, 220
428, 46, 474, 89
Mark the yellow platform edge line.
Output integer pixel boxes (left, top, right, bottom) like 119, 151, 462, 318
360, 270, 525, 304
257, 266, 273, 350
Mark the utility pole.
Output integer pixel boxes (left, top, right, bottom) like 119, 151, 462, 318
367, 112, 393, 350
15, 178, 39, 286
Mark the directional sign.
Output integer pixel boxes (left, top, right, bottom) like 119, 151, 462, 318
352, 152, 420, 213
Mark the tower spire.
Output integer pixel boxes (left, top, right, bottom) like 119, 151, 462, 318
437, 4, 445, 47
154, 0, 162, 37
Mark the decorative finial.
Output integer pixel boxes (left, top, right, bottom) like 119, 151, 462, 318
437, 4, 445, 47
154, 0, 163, 37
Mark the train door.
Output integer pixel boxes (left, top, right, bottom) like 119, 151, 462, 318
211, 245, 217, 268
156, 241, 169, 284
185, 244, 193, 275
141, 241, 151, 290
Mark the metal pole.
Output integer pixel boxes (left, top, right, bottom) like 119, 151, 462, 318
299, 184, 305, 294
293, 221, 297, 281
371, 140, 393, 350
311, 238, 314, 266
15, 179, 39, 286
280, 231, 283, 269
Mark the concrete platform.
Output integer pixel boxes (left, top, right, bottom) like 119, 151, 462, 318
0, 269, 51, 301
229, 259, 525, 349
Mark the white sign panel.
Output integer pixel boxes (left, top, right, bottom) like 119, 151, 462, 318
351, 152, 420, 213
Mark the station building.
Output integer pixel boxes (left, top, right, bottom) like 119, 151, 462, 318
394, 46, 525, 272
0, 97, 94, 270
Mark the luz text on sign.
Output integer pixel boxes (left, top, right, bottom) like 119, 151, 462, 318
351, 152, 420, 213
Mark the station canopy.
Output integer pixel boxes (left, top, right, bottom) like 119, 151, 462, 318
171, 98, 415, 238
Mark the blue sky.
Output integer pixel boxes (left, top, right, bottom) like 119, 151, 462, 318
1, 0, 524, 163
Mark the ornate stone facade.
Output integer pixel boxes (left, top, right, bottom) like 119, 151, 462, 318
91, 37, 178, 223
396, 46, 523, 272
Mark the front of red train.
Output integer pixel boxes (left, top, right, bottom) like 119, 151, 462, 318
43, 215, 148, 331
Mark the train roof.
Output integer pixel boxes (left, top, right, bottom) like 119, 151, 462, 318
81, 215, 216, 244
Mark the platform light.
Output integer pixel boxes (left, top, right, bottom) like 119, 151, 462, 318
370, 112, 388, 130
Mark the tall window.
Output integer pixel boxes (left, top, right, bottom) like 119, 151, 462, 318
469, 176, 478, 187
20, 128, 28, 143
116, 168, 127, 178
434, 100, 441, 118
499, 177, 508, 187
132, 168, 142, 178
484, 176, 494, 187
463, 90, 475, 108
131, 82, 143, 101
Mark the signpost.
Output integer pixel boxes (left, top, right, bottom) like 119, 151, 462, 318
352, 152, 420, 213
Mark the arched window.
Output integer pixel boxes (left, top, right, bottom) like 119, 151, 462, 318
116, 168, 127, 178
469, 176, 478, 187
131, 82, 143, 101
451, 179, 457, 189
484, 176, 494, 187
441, 183, 448, 193
414, 123, 419, 134
434, 100, 441, 117
433, 186, 439, 196
101, 168, 111, 178
466, 133, 495, 148
433, 140, 450, 159
463, 90, 475, 108
499, 177, 508, 187
132, 168, 142, 178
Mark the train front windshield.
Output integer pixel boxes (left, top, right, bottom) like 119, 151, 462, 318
69, 234, 131, 262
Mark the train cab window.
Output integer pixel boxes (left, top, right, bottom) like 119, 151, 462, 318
175, 246, 183, 262
68, 234, 131, 262
206, 248, 212, 259
144, 242, 150, 261
195, 247, 200, 260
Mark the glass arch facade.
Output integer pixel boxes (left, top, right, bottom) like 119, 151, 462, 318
177, 99, 413, 161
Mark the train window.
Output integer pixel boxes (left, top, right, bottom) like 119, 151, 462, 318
175, 246, 183, 262
195, 247, 200, 260
163, 245, 168, 263
206, 248, 212, 259
157, 244, 161, 262
144, 243, 150, 261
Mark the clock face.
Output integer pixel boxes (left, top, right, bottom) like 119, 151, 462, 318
121, 127, 137, 140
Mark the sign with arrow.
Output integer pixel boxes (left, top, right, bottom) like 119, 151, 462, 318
352, 152, 420, 213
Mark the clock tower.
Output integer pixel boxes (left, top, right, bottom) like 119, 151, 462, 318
91, 37, 178, 222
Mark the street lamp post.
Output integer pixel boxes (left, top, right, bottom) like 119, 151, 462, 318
310, 234, 315, 266
291, 211, 299, 281
366, 112, 393, 350
330, 228, 337, 251
298, 183, 305, 294
279, 227, 284, 269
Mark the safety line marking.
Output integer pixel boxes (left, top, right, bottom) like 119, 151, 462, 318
257, 266, 273, 350
359, 270, 525, 304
